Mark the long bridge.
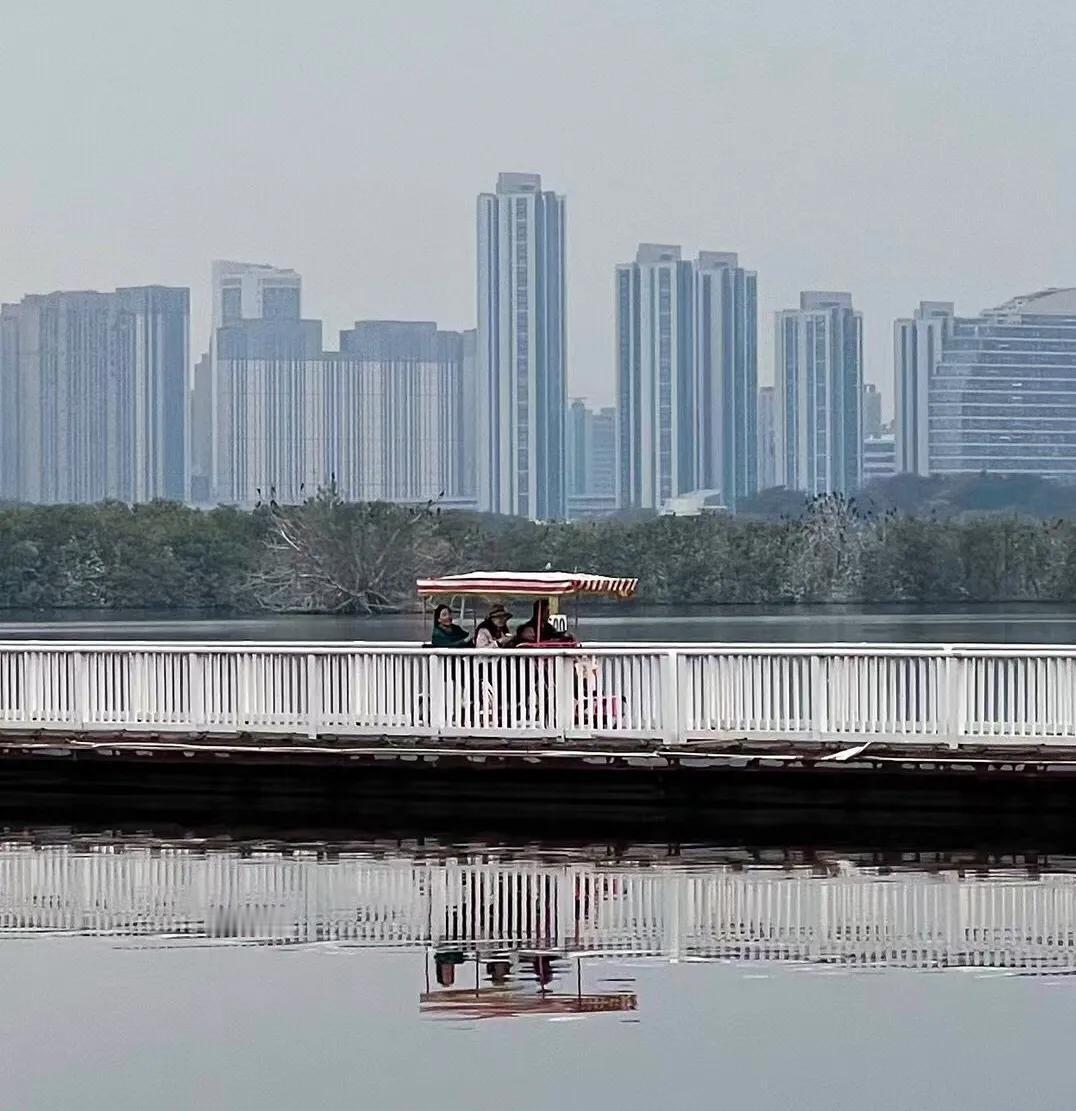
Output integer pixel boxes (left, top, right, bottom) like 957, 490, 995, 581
1, 640, 1076, 770
1, 841, 1075, 972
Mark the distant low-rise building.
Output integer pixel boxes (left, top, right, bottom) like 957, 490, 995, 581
658, 489, 727, 516
862, 383, 883, 440
568, 400, 616, 502
757, 385, 778, 489
862, 435, 896, 482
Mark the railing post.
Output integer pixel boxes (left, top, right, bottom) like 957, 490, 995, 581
306, 653, 321, 739
428, 653, 446, 737
73, 650, 88, 730
661, 650, 682, 745
556, 654, 573, 741
189, 651, 205, 731
810, 655, 829, 741
942, 650, 963, 750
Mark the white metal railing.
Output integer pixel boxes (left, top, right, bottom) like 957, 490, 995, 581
2, 640, 1076, 749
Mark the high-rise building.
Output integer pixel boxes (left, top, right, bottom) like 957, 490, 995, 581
567, 399, 617, 499
897, 290, 1076, 480
893, 301, 954, 476
214, 320, 471, 507
190, 351, 213, 503
757, 385, 778, 490
775, 291, 863, 495
198, 262, 322, 499
694, 252, 758, 507
862, 382, 883, 439
476, 172, 566, 520
0, 286, 188, 504
616, 244, 693, 509
616, 245, 757, 510
339, 320, 472, 500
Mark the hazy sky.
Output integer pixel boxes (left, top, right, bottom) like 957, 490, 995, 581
3, 0, 1073, 412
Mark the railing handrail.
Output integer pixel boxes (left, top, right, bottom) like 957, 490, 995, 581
0, 638, 1075, 657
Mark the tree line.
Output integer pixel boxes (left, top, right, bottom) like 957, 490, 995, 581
4, 484, 1076, 612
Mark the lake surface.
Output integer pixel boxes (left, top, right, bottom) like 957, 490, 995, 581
2, 602, 1076, 644
0, 831, 1074, 1111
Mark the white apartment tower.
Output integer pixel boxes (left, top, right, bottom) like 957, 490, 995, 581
893, 301, 954, 476
476, 173, 567, 520
775, 291, 863, 494
616, 245, 757, 510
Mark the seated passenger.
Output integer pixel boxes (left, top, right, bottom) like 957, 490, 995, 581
474, 604, 514, 649
516, 600, 576, 645
430, 604, 471, 648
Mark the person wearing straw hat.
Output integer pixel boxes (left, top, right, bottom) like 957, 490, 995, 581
474, 604, 514, 649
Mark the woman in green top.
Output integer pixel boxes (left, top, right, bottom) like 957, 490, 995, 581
431, 604, 471, 648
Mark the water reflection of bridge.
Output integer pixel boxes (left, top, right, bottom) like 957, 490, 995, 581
1, 843, 1075, 971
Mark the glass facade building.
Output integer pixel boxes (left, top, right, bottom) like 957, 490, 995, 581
896, 289, 1076, 480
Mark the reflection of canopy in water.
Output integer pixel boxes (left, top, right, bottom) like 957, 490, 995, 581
420, 987, 637, 1020
417, 571, 638, 600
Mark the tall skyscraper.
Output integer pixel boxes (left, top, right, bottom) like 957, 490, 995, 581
775, 291, 863, 495
757, 385, 778, 490
476, 172, 567, 520
694, 252, 758, 507
616, 245, 757, 510
896, 289, 1076, 480
893, 300, 954, 476
214, 320, 471, 507
200, 261, 321, 498
0, 286, 188, 504
615, 245, 693, 509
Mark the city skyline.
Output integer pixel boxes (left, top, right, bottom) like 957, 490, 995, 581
5, 3, 1072, 417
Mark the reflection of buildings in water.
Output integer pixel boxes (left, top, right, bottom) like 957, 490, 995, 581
0, 841, 1074, 972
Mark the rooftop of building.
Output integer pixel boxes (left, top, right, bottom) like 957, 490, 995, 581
697, 251, 740, 270
212, 260, 301, 281
800, 290, 853, 310
633, 243, 682, 263
495, 171, 543, 194
989, 288, 1076, 317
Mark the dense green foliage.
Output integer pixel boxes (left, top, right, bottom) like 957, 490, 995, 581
5, 480, 1076, 611
0, 502, 264, 609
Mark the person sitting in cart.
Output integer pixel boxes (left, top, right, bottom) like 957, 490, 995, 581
515, 600, 577, 646
474, 604, 514, 648
430, 603, 471, 648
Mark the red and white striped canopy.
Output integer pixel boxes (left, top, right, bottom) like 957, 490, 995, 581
417, 571, 638, 600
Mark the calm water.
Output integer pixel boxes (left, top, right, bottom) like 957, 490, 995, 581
2, 601, 1076, 644
0, 832, 1074, 1110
